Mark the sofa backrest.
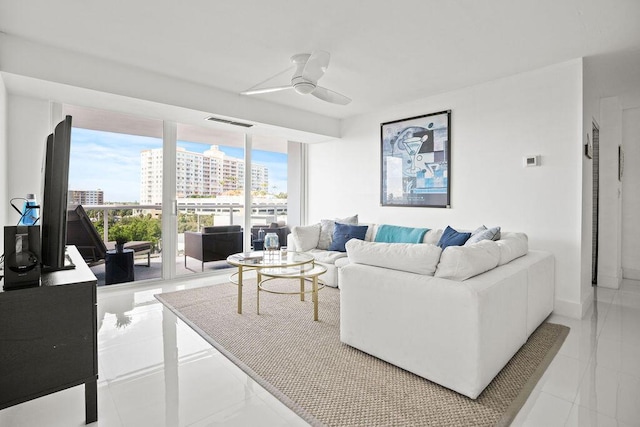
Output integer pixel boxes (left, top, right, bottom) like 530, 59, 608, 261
202, 225, 242, 234
345, 239, 442, 276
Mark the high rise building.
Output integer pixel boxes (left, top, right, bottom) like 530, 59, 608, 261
141, 145, 269, 204
68, 189, 104, 205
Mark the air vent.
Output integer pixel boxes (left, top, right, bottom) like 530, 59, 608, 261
205, 116, 253, 128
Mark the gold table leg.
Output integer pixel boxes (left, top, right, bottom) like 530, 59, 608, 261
313, 276, 318, 321
300, 278, 305, 301
237, 266, 243, 314
257, 271, 261, 315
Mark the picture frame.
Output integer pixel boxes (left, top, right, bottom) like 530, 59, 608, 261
380, 110, 451, 208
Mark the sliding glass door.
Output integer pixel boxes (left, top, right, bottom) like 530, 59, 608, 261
176, 124, 246, 276
66, 106, 164, 285
66, 104, 291, 283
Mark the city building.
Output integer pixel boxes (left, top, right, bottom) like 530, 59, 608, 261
140, 145, 269, 204
68, 189, 104, 205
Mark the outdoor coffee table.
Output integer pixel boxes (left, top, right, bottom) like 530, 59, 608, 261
227, 251, 314, 314
258, 263, 327, 321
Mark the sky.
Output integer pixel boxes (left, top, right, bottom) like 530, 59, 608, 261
68, 128, 288, 202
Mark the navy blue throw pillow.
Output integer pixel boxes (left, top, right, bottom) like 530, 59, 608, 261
329, 223, 369, 252
437, 226, 471, 249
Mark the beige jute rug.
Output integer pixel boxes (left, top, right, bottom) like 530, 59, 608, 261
156, 280, 568, 426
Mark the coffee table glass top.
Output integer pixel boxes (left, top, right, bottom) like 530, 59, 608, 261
227, 251, 314, 268
259, 264, 327, 277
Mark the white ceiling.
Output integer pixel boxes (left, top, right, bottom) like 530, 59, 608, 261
1, 0, 639, 120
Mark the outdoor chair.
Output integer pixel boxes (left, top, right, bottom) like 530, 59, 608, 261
66, 204, 151, 267
184, 225, 243, 271
250, 221, 288, 248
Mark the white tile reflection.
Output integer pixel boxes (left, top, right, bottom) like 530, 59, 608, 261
2, 276, 640, 426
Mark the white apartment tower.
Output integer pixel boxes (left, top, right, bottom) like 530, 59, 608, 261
141, 145, 269, 204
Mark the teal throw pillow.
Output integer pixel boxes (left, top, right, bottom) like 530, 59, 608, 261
374, 224, 430, 244
329, 223, 369, 252
437, 226, 471, 249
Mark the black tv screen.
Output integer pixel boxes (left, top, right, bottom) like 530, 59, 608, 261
41, 115, 74, 271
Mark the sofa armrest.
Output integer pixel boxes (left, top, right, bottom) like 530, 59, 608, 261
339, 263, 528, 399
184, 232, 204, 261
287, 233, 297, 251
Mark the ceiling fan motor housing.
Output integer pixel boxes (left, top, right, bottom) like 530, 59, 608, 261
292, 76, 316, 94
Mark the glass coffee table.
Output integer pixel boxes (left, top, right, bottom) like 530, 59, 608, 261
258, 264, 327, 321
227, 251, 314, 314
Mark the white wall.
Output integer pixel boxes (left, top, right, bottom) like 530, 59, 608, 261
0, 75, 7, 255
307, 60, 585, 318
597, 97, 623, 288
622, 107, 640, 279
6, 95, 52, 225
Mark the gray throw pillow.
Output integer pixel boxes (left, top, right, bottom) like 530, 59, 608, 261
465, 225, 501, 246
317, 214, 358, 250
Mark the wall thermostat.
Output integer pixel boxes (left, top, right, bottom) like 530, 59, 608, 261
523, 155, 540, 167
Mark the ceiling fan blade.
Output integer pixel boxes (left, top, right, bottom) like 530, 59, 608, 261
241, 85, 293, 95
311, 86, 352, 105
302, 50, 330, 82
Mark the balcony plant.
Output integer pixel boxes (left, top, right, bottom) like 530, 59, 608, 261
110, 227, 129, 253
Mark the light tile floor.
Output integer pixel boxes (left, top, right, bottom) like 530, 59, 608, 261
2, 277, 640, 426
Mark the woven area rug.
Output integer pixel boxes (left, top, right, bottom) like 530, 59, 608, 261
156, 281, 568, 426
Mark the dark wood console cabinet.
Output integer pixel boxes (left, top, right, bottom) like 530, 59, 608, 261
0, 246, 98, 424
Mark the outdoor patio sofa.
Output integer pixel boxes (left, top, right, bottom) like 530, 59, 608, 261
184, 225, 243, 271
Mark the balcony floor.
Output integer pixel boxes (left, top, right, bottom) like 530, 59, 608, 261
90, 256, 233, 286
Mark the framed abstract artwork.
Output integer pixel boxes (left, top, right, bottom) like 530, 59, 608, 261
380, 110, 451, 207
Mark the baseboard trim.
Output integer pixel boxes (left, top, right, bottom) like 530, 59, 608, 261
553, 298, 584, 319
623, 268, 640, 281
597, 274, 622, 289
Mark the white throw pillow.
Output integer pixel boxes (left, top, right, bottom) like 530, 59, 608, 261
317, 214, 358, 250
423, 228, 443, 245
495, 232, 528, 265
434, 240, 500, 281
291, 224, 321, 252
345, 239, 442, 276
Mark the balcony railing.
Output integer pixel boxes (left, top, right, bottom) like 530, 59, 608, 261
80, 202, 288, 245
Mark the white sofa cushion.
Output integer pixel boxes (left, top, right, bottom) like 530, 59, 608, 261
435, 240, 500, 280
345, 239, 442, 276
496, 232, 528, 265
308, 248, 348, 264
291, 224, 321, 252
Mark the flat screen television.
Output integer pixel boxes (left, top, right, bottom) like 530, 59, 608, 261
40, 115, 75, 272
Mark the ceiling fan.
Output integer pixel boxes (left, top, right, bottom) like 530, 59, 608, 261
240, 50, 352, 105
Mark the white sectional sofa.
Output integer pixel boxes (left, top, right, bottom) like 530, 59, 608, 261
339, 236, 555, 399
289, 220, 555, 398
